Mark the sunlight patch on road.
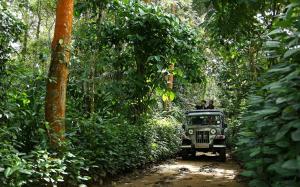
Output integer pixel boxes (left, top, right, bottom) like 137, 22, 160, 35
209, 168, 236, 179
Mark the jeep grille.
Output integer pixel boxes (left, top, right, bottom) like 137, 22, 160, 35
196, 131, 209, 143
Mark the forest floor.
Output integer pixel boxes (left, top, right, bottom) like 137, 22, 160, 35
103, 153, 247, 187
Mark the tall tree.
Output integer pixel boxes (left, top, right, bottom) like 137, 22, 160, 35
143, 0, 175, 110
164, 3, 176, 110
45, 0, 74, 146
35, 0, 42, 39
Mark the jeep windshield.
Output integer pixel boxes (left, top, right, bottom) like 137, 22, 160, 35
188, 115, 221, 126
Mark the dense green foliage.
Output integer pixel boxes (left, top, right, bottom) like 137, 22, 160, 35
0, 114, 180, 186
1, 0, 299, 186
238, 63, 300, 187
71, 115, 181, 177
237, 2, 300, 186
0, 1, 197, 186
193, 0, 290, 146
72, 1, 202, 119
0, 2, 23, 63
194, 0, 300, 186
0, 1, 24, 117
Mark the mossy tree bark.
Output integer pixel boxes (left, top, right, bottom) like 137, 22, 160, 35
45, 0, 74, 147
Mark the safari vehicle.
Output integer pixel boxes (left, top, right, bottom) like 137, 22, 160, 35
180, 109, 227, 162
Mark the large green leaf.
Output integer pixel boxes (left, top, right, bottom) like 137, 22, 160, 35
4, 167, 12, 178
240, 170, 256, 177
265, 40, 281, 48
283, 47, 300, 59
268, 28, 284, 36
276, 139, 290, 147
291, 129, 300, 141
262, 146, 280, 154
268, 65, 292, 73
288, 119, 300, 128
249, 179, 268, 187
282, 159, 299, 170
249, 147, 261, 157
254, 107, 280, 116
275, 124, 292, 140
262, 81, 283, 90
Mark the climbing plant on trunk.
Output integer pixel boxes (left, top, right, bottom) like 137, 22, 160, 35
45, 0, 74, 147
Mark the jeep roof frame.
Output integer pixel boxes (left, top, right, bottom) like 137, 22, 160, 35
185, 109, 224, 116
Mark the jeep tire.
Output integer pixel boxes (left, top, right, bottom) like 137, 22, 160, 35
181, 150, 196, 160
182, 154, 189, 160
219, 148, 226, 162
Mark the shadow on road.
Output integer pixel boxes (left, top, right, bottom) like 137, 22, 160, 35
179, 152, 228, 162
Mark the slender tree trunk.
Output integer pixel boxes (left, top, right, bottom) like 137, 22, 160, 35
134, 51, 147, 115
248, 42, 257, 81
143, 0, 175, 110
167, 63, 174, 90
36, 17, 41, 39
88, 11, 105, 114
168, 4, 176, 90
36, 0, 42, 39
83, 69, 89, 112
45, 0, 74, 147
89, 58, 95, 113
22, 12, 29, 58
164, 3, 176, 110
23, 28, 28, 57
83, 11, 105, 115
83, 54, 96, 115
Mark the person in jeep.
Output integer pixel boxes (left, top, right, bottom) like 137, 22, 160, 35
180, 108, 227, 161
207, 100, 214, 109
195, 100, 206, 110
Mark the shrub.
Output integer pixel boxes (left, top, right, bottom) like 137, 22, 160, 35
0, 141, 89, 187
70, 114, 181, 180
237, 63, 300, 187
237, 3, 300, 186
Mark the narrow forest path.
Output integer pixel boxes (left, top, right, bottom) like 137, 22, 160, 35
106, 153, 246, 187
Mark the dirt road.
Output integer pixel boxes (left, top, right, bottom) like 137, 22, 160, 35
112, 153, 247, 187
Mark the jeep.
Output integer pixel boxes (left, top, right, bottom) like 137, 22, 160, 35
180, 109, 227, 161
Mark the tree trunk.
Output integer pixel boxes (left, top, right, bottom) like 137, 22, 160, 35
36, 0, 42, 39
89, 57, 95, 113
23, 28, 28, 58
134, 50, 147, 116
143, 0, 175, 110
22, 11, 29, 58
83, 54, 96, 115
249, 44, 257, 81
164, 3, 176, 110
45, 0, 74, 147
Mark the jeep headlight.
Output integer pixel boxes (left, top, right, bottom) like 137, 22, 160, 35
210, 128, 217, 135
188, 129, 194, 135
